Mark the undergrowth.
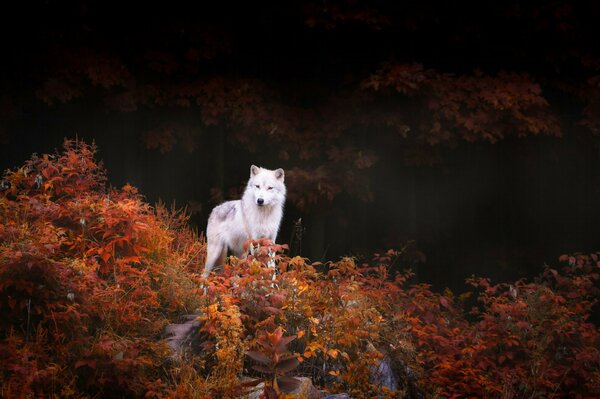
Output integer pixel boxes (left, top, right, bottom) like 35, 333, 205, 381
1, 139, 599, 398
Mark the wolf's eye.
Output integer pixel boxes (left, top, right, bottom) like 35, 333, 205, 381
255, 185, 260, 189
267, 187, 273, 190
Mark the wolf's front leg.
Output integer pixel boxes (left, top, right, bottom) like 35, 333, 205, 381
203, 240, 227, 277
269, 233, 278, 244
232, 245, 246, 259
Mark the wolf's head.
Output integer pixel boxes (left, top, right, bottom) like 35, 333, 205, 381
245, 165, 286, 208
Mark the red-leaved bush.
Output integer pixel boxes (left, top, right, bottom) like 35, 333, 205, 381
1, 140, 599, 398
0, 139, 205, 397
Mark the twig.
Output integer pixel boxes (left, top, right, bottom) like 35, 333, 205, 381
25, 298, 31, 343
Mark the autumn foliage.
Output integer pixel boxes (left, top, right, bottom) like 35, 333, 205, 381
1, 140, 599, 398
0, 139, 205, 397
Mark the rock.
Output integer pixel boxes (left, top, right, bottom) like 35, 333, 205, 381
164, 314, 201, 355
365, 342, 398, 393
370, 356, 398, 392
287, 377, 324, 399
243, 377, 325, 399
322, 395, 352, 399
243, 382, 264, 399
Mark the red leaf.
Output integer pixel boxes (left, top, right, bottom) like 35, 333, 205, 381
439, 296, 450, 308
276, 335, 296, 352
252, 364, 273, 374
264, 306, 282, 315
245, 350, 271, 365
240, 378, 263, 387
275, 356, 299, 374
277, 376, 302, 393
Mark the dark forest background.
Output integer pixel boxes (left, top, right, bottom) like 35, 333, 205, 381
2, 0, 600, 293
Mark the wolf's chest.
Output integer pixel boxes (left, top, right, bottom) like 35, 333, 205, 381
243, 210, 280, 239
253, 224, 274, 238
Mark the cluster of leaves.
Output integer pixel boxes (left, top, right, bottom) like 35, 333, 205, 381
245, 326, 302, 398
301, 0, 392, 30
363, 64, 561, 144
198, 246, 600, 398
197, 242, 416, 398
0, 139, 205, 398
400, 252, 600, 398
30, 52, 568, 207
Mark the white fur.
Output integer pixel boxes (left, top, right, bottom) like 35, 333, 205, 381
203, 165, 286, 276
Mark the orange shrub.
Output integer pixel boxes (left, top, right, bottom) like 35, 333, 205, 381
0, 139, 204, 398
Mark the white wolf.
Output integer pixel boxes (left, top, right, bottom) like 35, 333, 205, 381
203, 165, 286, 276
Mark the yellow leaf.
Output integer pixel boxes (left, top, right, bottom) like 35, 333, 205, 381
208, 303, 219, 314
297, 285, 308, 295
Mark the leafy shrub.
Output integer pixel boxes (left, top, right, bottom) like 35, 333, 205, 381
0, 139, 204, 397
197, 244, 600, 398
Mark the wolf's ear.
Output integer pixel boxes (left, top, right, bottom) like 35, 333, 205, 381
274, 168, 284, 181
250, 165, 260, 176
